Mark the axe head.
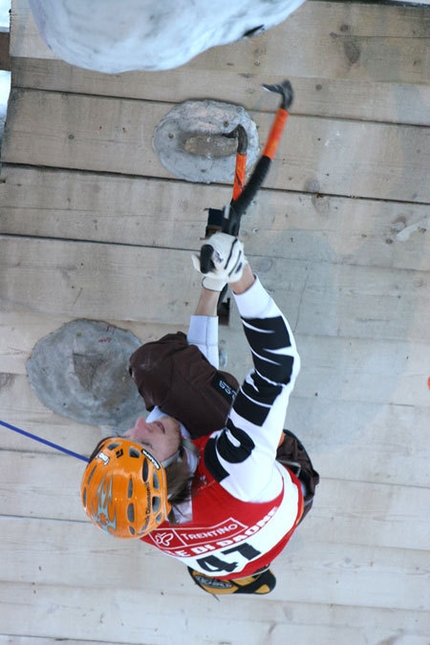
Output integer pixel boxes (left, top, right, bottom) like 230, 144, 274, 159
262, 79, 294, 111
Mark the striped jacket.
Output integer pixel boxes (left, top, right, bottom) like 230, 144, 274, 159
142, 277, 303, 577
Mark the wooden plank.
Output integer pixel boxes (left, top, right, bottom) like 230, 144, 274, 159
0, 236, 201, 326
0, 517, 428, 611
1, 582, 428, 645
10, 0, 430, 86
10, 56, 430, 126
288, 397, 430, 488
2, 289, 429, 407
0, 452, 86, 521
2, 331, 429, 488
305, 478, 430, 552
0, 310, 185, 375
2, 89, 429, 202
1, 305, 429, 409
0, 368, 105, 460
1, 465, 428, 550
1, 370, 429, 488
1, 236, 428, 340
296, 335, 430, 408
0, 640, 118, 645
9, 0, 430, 129
1, 166, 429, 272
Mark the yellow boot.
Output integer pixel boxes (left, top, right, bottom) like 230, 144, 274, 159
188, 567, 276, 595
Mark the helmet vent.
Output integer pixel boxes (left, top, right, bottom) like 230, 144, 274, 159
86, 464, 97, 485
127, 503, 135, 522
152, 472, 160, 490
142, 460, 149, 482
127, 478, 133, 498
107, 442, 120, 450
129, 446, 141, 459
152, 496, 161, 513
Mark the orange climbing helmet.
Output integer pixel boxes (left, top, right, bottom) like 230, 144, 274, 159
81, 437, 171, 539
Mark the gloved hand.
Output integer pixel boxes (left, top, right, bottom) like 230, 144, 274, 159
192, 232, 247, 291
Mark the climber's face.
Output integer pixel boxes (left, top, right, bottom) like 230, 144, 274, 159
124, 415, 182, 463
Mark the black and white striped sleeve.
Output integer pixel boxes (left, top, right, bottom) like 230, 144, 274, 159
204, 276, 301, 502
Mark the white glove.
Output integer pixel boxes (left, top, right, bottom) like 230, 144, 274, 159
192, 232, 247, 291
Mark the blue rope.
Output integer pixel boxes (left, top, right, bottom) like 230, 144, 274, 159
0, 419, 89, 463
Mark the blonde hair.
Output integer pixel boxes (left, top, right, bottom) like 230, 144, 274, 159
165, 452, 193, 524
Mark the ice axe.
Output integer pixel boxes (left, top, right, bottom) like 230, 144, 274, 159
199, 79, 294, 274
203, 123, 248, 240
225, 123, 248, 202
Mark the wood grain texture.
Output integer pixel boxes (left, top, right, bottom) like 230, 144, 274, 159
1, 371, 429, 488
0, 515, 429, 611
2, 166, 429, 271
10, 56, 430, 126
2, 306, 429, 412
1, 236, 429, 341
10, 1, 430, 86
2, 88, 429, 202
1, 581, 428, 644
1, 1, 429, 644
1, 470, 428, 550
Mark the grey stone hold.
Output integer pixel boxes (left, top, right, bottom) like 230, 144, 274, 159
153, 100, 259, 184
26, 319, 146, 432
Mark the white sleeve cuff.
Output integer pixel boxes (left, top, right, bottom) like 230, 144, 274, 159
187, 315, 219, 368
233, 276, 276, 319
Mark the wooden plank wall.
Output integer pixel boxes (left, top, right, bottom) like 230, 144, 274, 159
1, 1, 429, 644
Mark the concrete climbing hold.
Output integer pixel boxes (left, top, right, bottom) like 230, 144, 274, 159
26, 319, 145, 432
152, 100, 259, 184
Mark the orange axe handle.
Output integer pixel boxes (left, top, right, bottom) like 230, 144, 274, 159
262, 108, 289, 160
232, 152, 247, 201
